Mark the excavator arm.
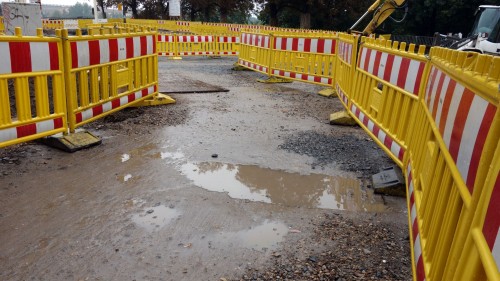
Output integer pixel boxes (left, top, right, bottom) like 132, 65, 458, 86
350, 0, 408, 35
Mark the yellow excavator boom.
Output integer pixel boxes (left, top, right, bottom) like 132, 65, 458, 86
350, 0, 408, 35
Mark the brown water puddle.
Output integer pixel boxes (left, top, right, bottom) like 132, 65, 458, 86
181, 162, 386, 212
132, 205, 181, 232
211, 220, 289, 251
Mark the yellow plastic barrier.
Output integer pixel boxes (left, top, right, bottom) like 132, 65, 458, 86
176, 35, 216, 56
238, 31, 272, 75
0, 28, 67, 148
156, 34, 240, 57
61, 27, 158, 132
270, 33, 337, 87
157, 34, 177, 57
42, 19, 64, 30
349, 37, 428, 167
334, 33, 358, 108
0, 17, 4, 35
216, 36, 240, 56
405, 48, 499, 281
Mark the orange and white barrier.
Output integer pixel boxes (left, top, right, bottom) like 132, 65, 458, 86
63, 29, 158, 132
424, 65, 496, 192
0, 41, 60, 74
0, 28, 67, 148
70, 36, 155, 68
358, 47, 426, 96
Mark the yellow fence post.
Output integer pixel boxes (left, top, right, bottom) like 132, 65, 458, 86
0, 27, 68, 148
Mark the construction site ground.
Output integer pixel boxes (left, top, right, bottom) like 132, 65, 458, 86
0, 57, 412, 281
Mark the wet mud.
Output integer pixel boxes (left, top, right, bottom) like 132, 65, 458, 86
0, 57, 411, 281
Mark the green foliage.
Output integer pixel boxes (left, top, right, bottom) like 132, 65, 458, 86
257, 0, 499, 35
67, 3, 93, 19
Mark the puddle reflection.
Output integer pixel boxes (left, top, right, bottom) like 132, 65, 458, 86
181, 162, 386, 212
215, 220, 288, 250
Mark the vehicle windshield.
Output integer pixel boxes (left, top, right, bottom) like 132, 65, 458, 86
470, 7, 500, 36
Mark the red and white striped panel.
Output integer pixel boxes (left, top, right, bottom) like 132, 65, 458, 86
483, 172, 500, 270
351, 103, 405, 162
424, 65, 497, 193
157, 35, 174, 43
75, 85, 156, 124
158, 52, 176, 56
273, 37, 336, 54
218, 36, 240, 43
338, 41, 353, 64
178, 52, 215, 56
407, 164, 427, 281
335, 83, 349, 106
238, 59, 267, 73
241, 33, 270, 48
0, 41, 59, 74
358, 47, 425, 96
176, 22, 190, 26
70, 35, 155, 69
178, 36, 213, 43
272, 69, 332, 86
218, 52, 238, 56
0, 118, 64, 143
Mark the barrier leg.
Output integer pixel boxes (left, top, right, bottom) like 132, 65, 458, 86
131, 93, 176, 107
318, 87, 337, 97
330, 111, 357, 126
256, 76, 293, 83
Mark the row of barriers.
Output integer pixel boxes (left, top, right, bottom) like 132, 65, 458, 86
1, 18, 499, 280
38, 18, 336, 37
237, 31, 500, 281
238, 31, 338, 87
0, 27, 160, 148
157, 34, 240, 57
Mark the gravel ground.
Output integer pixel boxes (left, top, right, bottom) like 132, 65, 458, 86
1, 57, 412, 281
280, 131, 394, 177
235, 213, 411, 281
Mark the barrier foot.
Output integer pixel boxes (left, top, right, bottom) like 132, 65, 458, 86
168, 57, 183, 60
39, 130, 102, 153
372, 166, 406, 197
330, 111, 357, 126
318, 88, 337, 98
232, 62, 250, 71
257, 76, 293, 83
131, 93, 176, 107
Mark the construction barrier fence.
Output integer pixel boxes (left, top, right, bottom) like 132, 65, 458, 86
270, 34, 337, 87
0, 28, 67, 148
62, 28, 158, 132
0, 26, 159, 148
2, 19, 500, 281
238, 32, 271, 75
236, 31, 500, 281
349, 37, 428, 167
157, 34, 240, 57
405, 48, 499, 281
335, 33, 358, 108
0, 16, 4, 34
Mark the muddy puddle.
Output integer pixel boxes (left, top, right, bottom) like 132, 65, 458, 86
132, 205, 181, 232
210, 220, 289, 251
180, 162, 386, 212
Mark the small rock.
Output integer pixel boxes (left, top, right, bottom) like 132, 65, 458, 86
211, 154, 218, 158
146, 209, 154, 214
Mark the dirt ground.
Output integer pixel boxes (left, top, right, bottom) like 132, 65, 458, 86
0, 57, 411, 281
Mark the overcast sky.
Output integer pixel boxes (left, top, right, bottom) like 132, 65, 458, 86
41, 0, 87, 5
